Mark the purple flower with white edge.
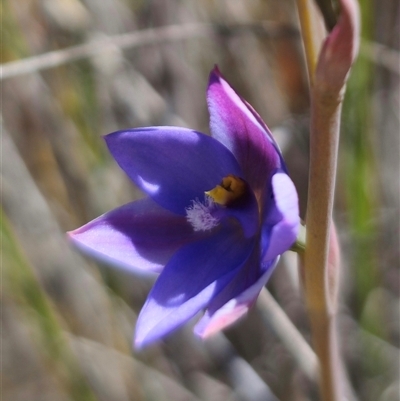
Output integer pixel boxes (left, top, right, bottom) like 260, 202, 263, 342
68, 67, 300, 348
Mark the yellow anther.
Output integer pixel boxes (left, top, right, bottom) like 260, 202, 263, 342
205, 175, 246, 206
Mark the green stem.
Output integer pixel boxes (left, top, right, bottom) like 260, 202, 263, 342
296, 0, 350, 400
303, 68, 344, 401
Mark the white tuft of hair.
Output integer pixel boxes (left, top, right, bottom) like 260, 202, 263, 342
185, 197, 219, 231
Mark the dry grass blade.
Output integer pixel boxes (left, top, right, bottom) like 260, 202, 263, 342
0, 22, 298, 80
257, 289, 318, 381
66, 334, 203, 401
360, 40, 400, 74
1, 124, 115, 344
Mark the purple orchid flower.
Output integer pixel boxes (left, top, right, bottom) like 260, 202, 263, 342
68, 67, 300, 348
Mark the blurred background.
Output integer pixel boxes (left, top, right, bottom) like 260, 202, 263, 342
2, 0, 399, 400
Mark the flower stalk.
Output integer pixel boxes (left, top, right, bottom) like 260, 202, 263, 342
297, 0, 360, 400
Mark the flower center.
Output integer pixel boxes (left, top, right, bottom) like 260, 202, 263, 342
205, 175, 246, 206
185, 175, 249, 232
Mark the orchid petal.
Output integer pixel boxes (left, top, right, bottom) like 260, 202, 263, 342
105, 127, 242, 215
195, 255, 278, 338
207, 67, 282, 192
261, 172, 300, 262
68, 198, 201, 274
134, 223, 255, 348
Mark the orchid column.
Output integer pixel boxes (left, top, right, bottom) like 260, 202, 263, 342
297, 0, 360, 400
